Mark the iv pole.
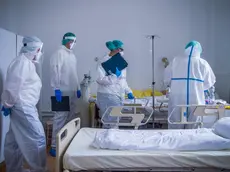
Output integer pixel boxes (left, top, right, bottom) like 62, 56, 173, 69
146, 35, 159, 111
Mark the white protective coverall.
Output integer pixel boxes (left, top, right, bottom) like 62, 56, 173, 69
1, 50, 46, 172
166, 41, 216, 129
96, 53, 132, 128
50, 45, 80, 148
163, 65, 171, 89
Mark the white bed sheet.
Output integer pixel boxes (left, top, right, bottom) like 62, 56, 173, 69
91, 128, 230, 151
123, 98, 148, 106
123, 96, 168, 108
144, 96, 168, 107
63, 128, 230, 171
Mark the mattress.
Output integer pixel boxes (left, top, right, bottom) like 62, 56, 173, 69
63, 128, 230, 171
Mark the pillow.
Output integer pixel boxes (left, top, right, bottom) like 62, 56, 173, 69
213, 117, 230, 139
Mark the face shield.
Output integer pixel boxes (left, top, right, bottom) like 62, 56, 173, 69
21, 40, 44, 62
64, 36, 76, 50
32, 43, 44, 63
119, 48, 124, 56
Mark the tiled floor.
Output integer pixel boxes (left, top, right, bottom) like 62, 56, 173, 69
0, 154, 55, 172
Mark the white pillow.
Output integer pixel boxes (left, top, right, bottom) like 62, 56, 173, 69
213, 117, 230, 139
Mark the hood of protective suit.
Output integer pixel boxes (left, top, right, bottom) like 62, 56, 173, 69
184, 41, 202, 58
20, 36, 43, 62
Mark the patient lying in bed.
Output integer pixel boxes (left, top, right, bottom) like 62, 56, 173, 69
91, 117, 230, 151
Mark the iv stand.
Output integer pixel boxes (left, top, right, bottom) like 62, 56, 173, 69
146, 35, 159, 110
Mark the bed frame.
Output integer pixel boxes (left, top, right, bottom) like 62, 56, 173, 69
56, 118, 81, 172
168, 104, 226, 127
56, 106, 230, 172
101, 106, 154, 129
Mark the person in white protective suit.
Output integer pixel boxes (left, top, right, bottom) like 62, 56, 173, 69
1, 36, 47, 172
162, 57, 171, 96
49, 32, 81, 157
96, 40, 134, 129
166, 41, 216, 129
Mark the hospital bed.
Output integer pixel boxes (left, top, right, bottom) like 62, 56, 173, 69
90, 96, 168, 128
90, 95, 229, 129
56, 105, 230, 172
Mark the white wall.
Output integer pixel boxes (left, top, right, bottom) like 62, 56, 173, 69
211, 0, 230, 102
0, 0, 229, 110
0, 28, 16, 163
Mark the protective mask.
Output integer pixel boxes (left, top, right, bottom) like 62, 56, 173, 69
69, 42, 75, 50
120, 51, 124, 56
33, 51, 43, 63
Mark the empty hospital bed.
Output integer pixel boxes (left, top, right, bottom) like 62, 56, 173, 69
56, 105, 230, 172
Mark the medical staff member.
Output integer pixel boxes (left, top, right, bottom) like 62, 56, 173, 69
1, 36, 46, 172
162, 57, 170, 96
96, 40, 134, 129
50, 32, 81, 157
166, 41, 216, 129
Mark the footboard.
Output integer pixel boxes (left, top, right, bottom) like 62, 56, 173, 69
56, 118, 81, 172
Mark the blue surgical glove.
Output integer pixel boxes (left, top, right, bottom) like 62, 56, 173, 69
77, 90, 81, 98
127, 93, 134, 99
49, 147, 56, 157
55, 89, 62, 102
1, 106, 11, 116
115, 67, 121, 77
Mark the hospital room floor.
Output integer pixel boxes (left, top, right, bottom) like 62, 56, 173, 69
0, 148, 56, 172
